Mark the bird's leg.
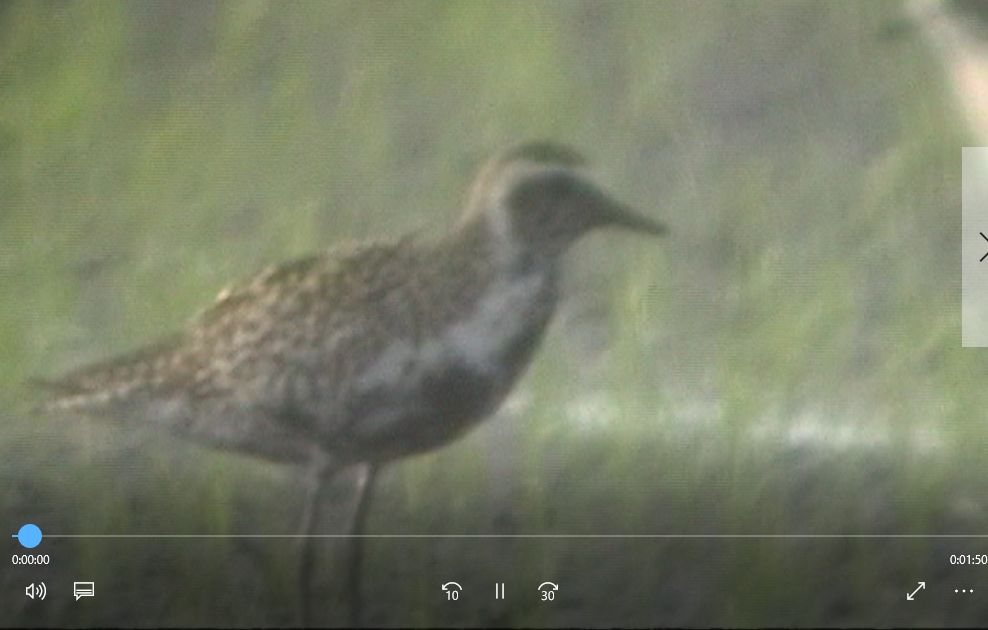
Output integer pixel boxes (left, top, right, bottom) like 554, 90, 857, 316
346, 462, 379, 628
297, 452, 338, 628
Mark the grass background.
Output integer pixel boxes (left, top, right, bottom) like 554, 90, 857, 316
0, 1, 982, 627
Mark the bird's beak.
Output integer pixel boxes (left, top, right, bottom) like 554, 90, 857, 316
576, 177, 667, 236
600, 196, 668, 237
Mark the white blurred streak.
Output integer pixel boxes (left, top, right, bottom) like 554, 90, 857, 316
909, 0, 988, 142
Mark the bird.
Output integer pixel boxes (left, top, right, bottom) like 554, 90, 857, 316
36, 140, 668, 626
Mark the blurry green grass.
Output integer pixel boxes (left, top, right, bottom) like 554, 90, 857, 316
1, 0, 983, 627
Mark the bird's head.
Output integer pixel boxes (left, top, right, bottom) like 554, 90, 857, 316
461, 141, 667, 261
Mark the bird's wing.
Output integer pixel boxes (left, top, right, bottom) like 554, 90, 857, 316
173, 238, 430, 420
35, 238, 415, 413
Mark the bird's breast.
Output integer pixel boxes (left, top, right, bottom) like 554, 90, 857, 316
334, 268, 556, 460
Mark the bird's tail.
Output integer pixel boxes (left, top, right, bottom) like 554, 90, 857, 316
28, 335, 184, 417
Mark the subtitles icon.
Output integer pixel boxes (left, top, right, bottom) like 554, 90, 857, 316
73, 582, 94, 600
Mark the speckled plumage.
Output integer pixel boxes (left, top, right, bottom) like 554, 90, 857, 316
37, 140, 667, 626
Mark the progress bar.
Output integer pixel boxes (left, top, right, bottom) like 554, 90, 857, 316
35, 534, 988, 538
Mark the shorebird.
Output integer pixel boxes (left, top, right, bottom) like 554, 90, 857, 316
37, 141, 667, 626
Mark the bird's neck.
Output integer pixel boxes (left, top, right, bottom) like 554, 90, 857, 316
430, 209, 560, 387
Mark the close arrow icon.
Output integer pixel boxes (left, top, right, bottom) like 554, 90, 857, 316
981, 233, 988, 262
907, 582, 926, 601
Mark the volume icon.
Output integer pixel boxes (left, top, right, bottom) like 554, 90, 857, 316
26, 582, 46, 600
